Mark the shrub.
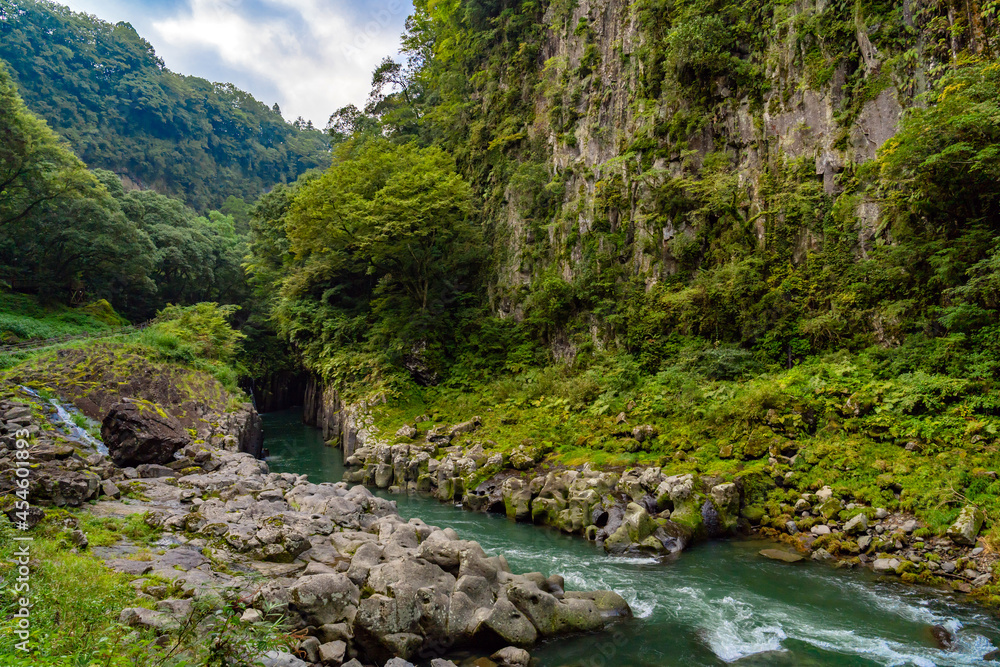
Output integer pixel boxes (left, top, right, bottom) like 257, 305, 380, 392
155, 303, 246, 363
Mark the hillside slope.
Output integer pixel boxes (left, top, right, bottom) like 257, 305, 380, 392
0, 0, 330, 210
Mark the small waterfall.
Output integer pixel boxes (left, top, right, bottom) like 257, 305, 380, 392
248, 378, 258, 412
48, 398, 107, 455
19, 385, 108, 455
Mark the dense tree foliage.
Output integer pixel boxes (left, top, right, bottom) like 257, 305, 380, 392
96, 172, 250, 320
240, 0, 994, 397
247, 139, 480, 387
0, 0, 330, 210
0, 61, 151, 303
0, 61, 249, 320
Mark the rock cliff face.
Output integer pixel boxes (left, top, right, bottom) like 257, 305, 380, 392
303, 377, 381, 459
6, 345, 263, 457
413, 0, 993, 351
488, 0, 911, 303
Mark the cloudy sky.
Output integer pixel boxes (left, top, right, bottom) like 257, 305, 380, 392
59, 0, 414, 126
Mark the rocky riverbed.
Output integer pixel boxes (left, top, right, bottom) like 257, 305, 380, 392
0, 390, 631, 667
339, 413, 997, 601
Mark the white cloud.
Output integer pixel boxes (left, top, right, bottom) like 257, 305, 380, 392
152, 0, 408, 124
54, 0, 410, 124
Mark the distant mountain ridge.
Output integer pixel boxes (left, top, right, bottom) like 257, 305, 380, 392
0, 0, 330, 210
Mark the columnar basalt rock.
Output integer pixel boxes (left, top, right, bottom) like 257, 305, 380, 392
0, 390, 633, 667
341, 423, 746, 554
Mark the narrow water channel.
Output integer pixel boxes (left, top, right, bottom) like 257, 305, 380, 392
262, 409, 1000, 666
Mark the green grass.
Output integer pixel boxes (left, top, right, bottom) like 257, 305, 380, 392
0, 513, 293, 666
0, 294, 127, 343
373, 348, 1000, 542
0, 515, 159, 666
0, 310, 247, 399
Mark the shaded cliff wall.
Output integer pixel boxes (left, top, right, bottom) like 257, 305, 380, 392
433, 0, 995, 355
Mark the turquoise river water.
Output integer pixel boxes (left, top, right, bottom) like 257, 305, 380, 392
262, 409, 1000, 667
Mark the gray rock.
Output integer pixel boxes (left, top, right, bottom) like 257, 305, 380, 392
759, 549, 804, 563
395, 425, 418, 440
259, 651, 310, 667
875, 507, 888, 520
100, 479, 121, 499
476, 597, 538, 646
102, 400, 191, 467
119, 607, 180, 633
502, 477, 533, 522
492, 645, 531, 667
631, 425, 657, 442
811, 548, 835, 562
318, 622, 353, 643
69, 529, 88, 548
241, 608, 262, 623
384, 659, 415, 667
35, 468, 101, 506
844, 513, 868, 535
901, 520, 918, 533
298, 637, 320, 663
288, 573, 360, 626
810, 524, 831, 536
156, 598, 193, 618
873, 558, 901, 573
4, 505, 44, 529
318, 640, 346, 664
105, 558, 153, 576
947, 506, 985, 546
137, 464, 177, 479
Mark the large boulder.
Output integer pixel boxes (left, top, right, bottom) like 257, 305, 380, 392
102, 399, 191, 467
288, 573, 361, 627
604, 503, 654, 552
947, 506, 985, 546
502, 478, 533, 522
26, 465, 101, 507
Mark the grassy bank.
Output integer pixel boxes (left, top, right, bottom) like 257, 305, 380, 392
0, 294, 127, 343
371, 348, 1000, 547
0, 510, 291, 665
0, 300, 246, 396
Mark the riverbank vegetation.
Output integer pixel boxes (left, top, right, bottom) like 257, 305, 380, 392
0, 513, 292, 666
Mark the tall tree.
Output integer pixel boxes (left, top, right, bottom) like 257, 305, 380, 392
0, 61, 94, 228
250, 138, 480, 384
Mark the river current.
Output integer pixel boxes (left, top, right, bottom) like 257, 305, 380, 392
262, 409, 1000, 667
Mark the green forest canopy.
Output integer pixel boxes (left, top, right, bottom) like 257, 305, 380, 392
0, 0, 330, 211
0, 60, 250, 322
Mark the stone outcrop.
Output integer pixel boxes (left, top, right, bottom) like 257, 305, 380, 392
1, 390, 631, 667
6, 346, 263, 458
101, 399, 191, 466
947, 506, 985, 546
342, 431, 745, 554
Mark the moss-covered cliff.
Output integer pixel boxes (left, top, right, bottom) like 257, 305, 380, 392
388, 0, 999, 368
